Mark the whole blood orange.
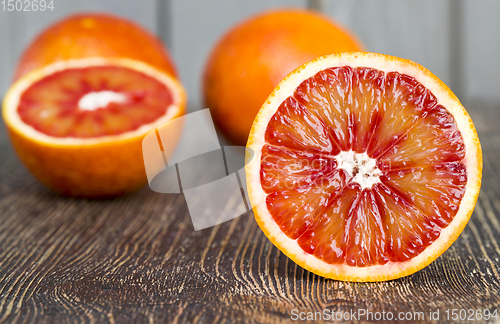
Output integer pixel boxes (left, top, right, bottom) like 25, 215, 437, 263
203, 9, 363, 146
246, 52, 482, 281
3, 14, 185, 197
14, 13, 177, 80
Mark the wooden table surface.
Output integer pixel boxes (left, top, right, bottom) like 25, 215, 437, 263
0, 104, 499, 324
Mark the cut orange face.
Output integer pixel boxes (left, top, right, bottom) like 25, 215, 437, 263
3, 58, 186, 197
246, 52, 482, 282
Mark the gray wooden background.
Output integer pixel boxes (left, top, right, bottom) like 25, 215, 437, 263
0, 0, 498, 110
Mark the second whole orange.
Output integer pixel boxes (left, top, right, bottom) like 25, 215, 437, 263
203, 9, 363, 145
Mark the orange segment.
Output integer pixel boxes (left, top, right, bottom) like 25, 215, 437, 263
349, 68, 385, 153
294, 67, 355, 151
265, 97, 337, 154
345, 187, 387, 266
246, 52, 482, 282
366, 72, 437, 159
297, 183, 358, 263
266, 168, 349, 240
378, 104, 466, 170
382, 162, 467, 227
260, 145, 338, 192
373, 183, 440, 262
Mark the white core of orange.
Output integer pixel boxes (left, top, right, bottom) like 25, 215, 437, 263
78, 91, 127, 111
336, 150, 381, 189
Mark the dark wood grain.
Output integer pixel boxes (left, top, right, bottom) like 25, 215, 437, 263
1, 104, 500, 324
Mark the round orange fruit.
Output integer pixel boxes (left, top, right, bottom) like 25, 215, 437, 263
203, 9, 363, 145
3, 14, 185, 197
246, 52, 482, 282
14, 13, 177, 80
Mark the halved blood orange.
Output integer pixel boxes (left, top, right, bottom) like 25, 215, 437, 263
3, 58, 186, 197
246, 52, 482, 281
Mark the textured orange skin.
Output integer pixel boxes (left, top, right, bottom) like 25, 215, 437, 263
13, 13, 177, 80
7, 125, 147, 197
203, 9, 363, 145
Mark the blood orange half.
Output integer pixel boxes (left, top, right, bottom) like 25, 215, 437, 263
246, 53, 482, 281
3, 58, 186, 197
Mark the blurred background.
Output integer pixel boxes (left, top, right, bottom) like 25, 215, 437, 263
0, 0, 497, 110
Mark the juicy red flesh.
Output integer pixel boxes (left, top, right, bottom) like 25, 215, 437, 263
18, 66, 173, 138
261, 66, 467, 266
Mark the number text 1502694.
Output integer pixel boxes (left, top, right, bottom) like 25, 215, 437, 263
2, 0, 54, 11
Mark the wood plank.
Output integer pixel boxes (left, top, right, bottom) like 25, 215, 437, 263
167, 0, 307, 111
325, 0, 452, 88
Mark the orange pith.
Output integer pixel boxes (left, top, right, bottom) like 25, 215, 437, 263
262, 66, 466, 266
247, 53, 482, 281
18, 65, 173, 138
